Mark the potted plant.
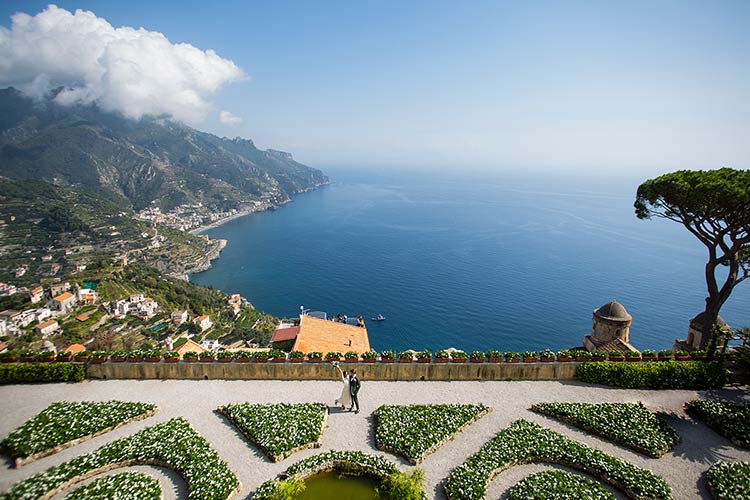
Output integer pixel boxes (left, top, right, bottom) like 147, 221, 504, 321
690, 349, 707, 361
361, 350, 377, 363
641, 349, 657, 362
20, 350, 36, 362
592, 350, 608, 362
270, 349, 286, 363
522, 351, 539, 363
198, 351, 216, 362
344, 351, 359, 362
486, 350, 503, 363
164, 351, 179, 363
658, 349, 673, 361
75, 350, 92, 363
233, 350, 252, 363
539, 350, 556, 362
37, 350, 56, 362
416, 349, 432, 363
125, 350, 143, 362
0, 350, 19, 363
217, 351, 233, 363
379, 350, 395, 363
110, 350, 127, 362
625, 351, 641, 362
307, 351, 323, 363
573, 350, 592, 362
470, 351, 485, 363
505, 351, 520, 363
608, 351, 625, 362
556, 350, 573, 362
91, 351, 109, 363
451, 350, 468, 363
253, 351, 271, 363
325, 351, 342, 362
289, 350, 305, 363
674, 350, 691, 361
182, 351, 198, 362
397, 351, 413, 363
434, 350, 449, 363
145, 349, 163, 362
56, 351, 73, 362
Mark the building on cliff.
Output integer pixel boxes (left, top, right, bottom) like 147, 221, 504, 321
271, 310, 370, 355
583, 300, 640, 354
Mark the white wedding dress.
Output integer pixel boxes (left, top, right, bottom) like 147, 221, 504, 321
335, 368, 352, 408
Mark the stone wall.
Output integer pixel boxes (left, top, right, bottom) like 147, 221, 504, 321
86, 361, 579, 381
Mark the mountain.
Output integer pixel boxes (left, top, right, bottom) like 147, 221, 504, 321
0, 87, 328, 210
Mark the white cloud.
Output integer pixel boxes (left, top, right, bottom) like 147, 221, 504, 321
219, 110, 242, 126
0, 4, 246, 124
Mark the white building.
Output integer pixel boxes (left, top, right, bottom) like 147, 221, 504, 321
29, 286, 44, 304
171, 310, 188, 324
35, 308, 52, 324
36, 320, 60, 337
113, 300, 130, 318
194, 314, 213, 332
51, 292, 77, 313
138, 298, 159, 318
130, 294, 145, 304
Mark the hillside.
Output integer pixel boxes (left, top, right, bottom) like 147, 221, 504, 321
0, 87, 328, 211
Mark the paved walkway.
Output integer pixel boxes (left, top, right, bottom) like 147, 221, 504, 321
1, 379, 748, 499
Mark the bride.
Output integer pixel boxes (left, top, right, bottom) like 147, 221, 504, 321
334, 365, 352, 409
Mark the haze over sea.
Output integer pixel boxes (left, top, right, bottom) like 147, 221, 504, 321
192, 168, 748, 353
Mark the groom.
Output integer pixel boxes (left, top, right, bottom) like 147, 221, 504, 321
348, 368, 360, 414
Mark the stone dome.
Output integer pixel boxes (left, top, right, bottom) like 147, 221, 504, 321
690, 312, 729, 328
594, 301, 632, 322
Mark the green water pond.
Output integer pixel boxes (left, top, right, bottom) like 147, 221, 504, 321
294, 471, 384, 500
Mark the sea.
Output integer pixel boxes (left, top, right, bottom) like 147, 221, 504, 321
191, 168, 749, 353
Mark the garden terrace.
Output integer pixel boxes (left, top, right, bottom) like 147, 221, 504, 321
706, 461, 750, 500
685, 399, 750, 449
509, 470, 615, 500
61, 472, 160, 500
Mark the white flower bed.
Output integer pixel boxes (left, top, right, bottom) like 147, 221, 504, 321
508, 470, 615, 500
0, 417, 239, 500
1, 401, 158, 465
444, 419, 670, 500
531, 402, 679, 457
374, 404, 490, 464
686, 399, 750, 449
63, 472, 160, 500
706, 461, 750, 500
218, 403, 327, 462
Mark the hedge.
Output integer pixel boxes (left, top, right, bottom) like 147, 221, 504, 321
706, 461, 750, 500
508, 470, 615, 500
0, 363, 86, 384
575, 361, 725, 389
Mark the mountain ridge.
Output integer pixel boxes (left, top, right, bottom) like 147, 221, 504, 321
0, 87, 328, 211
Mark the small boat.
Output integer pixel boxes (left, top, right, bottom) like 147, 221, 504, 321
371, 314, 386, 321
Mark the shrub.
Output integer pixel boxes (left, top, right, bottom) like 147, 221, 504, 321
504, 351, 520, 360
218, 403, 327, 462
233, 350, 252, 359
707, 461, 750, 500
182, 351, 198, 360
0, 363, 86, 385
592, 350, 608, 358
307, 351, 322, 360
434, 350, 449, 359
415, 349, 431, 360
344, 351, 359, 359
91, 351, 109, 361
0, 350, 19, 361
163, 350, 179, 359
63, 472, 160, 500
444, 419, 670, 500
254, 351, 271, 359
575, 361, 725, 389
325, 351, 343, 360
380, 350, 396, 359
362, 350, 377, 359
382, 469, 425, 500
37, 351, 55, 361
1, 401, 157, 462
685, 399, 750, 449
289, 350, 305, 359
452, 350, 468, 359
375, 404, 490, 464
486, 350, 502, 359
531, 402, 679, 457
216, 351, 233, 359
198, 351, 216, 361
1, 418, 238, 500
397, 351, 413, 359
470, 351, 485, 360
509, 470, 614, 500
269, 349, 285, 359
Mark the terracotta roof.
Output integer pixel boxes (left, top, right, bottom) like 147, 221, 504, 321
176, 339, 207, 356
53, 292, 75, 302
31, 286, 43, 294
292, 315, 370, 355
64, 343, 86, 354
196, 314, 209, 321
76, 314, 89, 322
271, 325, 300, 343
37, 319, 58, 329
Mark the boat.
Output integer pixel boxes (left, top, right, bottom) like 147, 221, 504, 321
371, 314, 386, 321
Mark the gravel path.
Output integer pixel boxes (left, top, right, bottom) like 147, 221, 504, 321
1, 379, 748, 499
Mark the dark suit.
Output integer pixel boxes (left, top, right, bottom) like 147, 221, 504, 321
349, 375, 360, 411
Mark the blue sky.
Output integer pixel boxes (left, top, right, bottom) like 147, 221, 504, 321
1, 1, 749, 174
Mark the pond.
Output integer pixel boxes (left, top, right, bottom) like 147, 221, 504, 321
295, 471, 384, 500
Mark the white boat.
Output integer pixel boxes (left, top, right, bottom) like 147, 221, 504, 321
371, 314, 386, 321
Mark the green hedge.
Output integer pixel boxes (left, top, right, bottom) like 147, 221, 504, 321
575, 361, 725, 389
0, 363, 86, 384
707, 461, 750, 500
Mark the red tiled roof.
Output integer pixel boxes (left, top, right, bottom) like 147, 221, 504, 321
76, 314, 89, 322
65, 343, 86, 354
271, 326, 300, 343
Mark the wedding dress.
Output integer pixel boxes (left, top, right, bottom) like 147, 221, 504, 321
335, 367, 352, 408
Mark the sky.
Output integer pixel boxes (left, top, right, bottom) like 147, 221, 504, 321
1, 1, 749, 175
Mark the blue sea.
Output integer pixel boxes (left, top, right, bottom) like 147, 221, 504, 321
192, 168, 748, 353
